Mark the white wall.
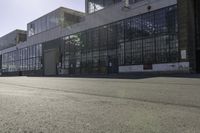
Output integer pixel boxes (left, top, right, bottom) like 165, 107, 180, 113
119, 62, 189, 73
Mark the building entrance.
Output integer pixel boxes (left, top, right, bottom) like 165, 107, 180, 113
44, 49, 58, 76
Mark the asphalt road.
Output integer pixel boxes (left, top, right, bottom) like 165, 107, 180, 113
0, 76, 200, 133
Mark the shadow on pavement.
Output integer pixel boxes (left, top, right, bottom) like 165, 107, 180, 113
1, 72, 200, 79
29, 73, 200, 79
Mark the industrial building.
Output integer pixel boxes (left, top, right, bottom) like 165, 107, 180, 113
0, 0, 199, 76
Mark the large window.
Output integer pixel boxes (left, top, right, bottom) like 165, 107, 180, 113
60, 5, 178, 75
28, 11, 59, 36
131, 16, 143, 40
169, 35, 179, 62
20, 44, 42, 71
142, 12, 155, 37
88, 0, 104, 13
132, 40, 143, 64
155, 35, 169, 63
2, 5, 179, 75
87, 0, 145, 13
40, 4, 179, 73
118, 43, 125, 65
2, 51, 18, 72
2, 44, 42, 73
143, 38, 155, 64
125, 41, 132, 65
27, 9, 78, 36
2, 5, 178, 74
63, 36, 71, 73
88, 0, 122, 13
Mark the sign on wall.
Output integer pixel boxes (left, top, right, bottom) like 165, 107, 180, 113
181, 50, 187, 60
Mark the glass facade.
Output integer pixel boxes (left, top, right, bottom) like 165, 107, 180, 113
88, 0, 122, 13
0, 30, 27, 51
2, 5, 178, 75
28, 10, 61, 36
62, 5, 178, 74
87, 0, 145, 13
27, 9, 82, 37
2, 44, 42, 73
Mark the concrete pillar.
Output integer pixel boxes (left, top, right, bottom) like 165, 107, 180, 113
85, 0, 89, 14
177, 0, 196, 72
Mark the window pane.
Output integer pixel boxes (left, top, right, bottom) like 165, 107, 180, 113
132, 40, 143, 64
125, 41, 132, 65
143, 38, 155, 64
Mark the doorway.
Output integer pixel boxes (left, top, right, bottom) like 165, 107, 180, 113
44, 49, 58, 76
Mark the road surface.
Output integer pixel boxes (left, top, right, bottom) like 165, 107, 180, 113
0, 76, 200, 133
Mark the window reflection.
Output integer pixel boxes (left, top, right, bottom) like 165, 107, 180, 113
2, 44, 43, 73
2, 5, 178, 74
61, 5, 178, 74
88, 0, 123, 13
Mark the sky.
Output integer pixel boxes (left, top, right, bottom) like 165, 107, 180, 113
0, 0, 85, 37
